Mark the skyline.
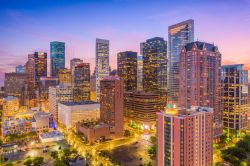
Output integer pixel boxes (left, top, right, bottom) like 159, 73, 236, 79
1, 0, 250, 85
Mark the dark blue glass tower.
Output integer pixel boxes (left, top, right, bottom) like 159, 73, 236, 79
50, 41, 65, 76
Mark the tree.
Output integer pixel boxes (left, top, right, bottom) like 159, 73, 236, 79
23, 158, 33, 166
148, 145, 156, 157
51, 151, 59, 159
53, 160, 66, 166
124, 130, 131, 137
63, 148, 71, 157
33, 157, 44, 166
221, 154, 241, 166
223, 147, 247, 160
4, 162, 13, 166
147, 162, 152, 166
150, 136, 157, 144
237, 140, 250, 152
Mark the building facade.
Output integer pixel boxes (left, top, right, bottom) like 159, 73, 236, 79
50, 41, 65, 76
100, 76, 124, 138
48, 84, 74, 120
95, 39, 110, 101
2, 96, 20, 117
73, 63, 91, 102
4, 73, 26, 97
179, 41, 222, 137
222, 64, 248, 134
16, 65, 25, 73
58, 101, 100, 128
168, 19, 194, 105
70, 58, 83, 84
117, 51, 137, 92
58, 68, 72, 84
137, 55, 143, 91
124, 91, 160, 129
141, 37, 167, 109
157, 106, 213, 166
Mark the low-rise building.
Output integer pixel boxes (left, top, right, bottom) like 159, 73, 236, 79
32, 111, 55, 132
58, 101, 100, 128
3, 96, 20, 117
2, 118, 32, 136
76, 122, 111, 144
39, 131, 64, 143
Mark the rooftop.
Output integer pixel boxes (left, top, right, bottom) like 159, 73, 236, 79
60, 101, 98, 106
39, 131, 64, 139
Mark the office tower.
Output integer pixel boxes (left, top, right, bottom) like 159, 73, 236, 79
141, 37, 167, 109
50, 41, 65, 76
137, 55, 143, 91
179, 41, 222, 137
124, 91, 160, 130
2, 96, 20, 117
58, 68, 71, 84
168, 19, 194, 105
117, 51, 137, 91
16, 65, 25, 73
49, 84, 73, 120
90, 74, 96, 101
70, 58, 83, 83
95, 39, 109, 101
4, 73, 26, 97
73, 63, 91, 102
222, 64, 248, 134
249, 83, 250, 107
26, 52, 47, 90
38, 76, 59, 101
100, 76, 124, 137
157, 106, 213, 166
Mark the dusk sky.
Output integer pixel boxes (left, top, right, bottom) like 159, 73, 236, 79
0, 0, 250, 85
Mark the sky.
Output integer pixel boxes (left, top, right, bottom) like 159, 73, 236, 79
0, 0, 250, 85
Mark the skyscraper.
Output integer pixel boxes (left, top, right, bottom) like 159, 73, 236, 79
4, 73, 26, 97
50, 41, 65, 76
168, 19, 194, 105
15, 65, 25, 73
73, 63, 91, 102
137, 55, 143, 91
49, 84, 74, 120
100, 76, 124, 138
58, 68, 72, 84
157, 106, 213, 166
222, 64, 248, 134
70, 58, 83, 83
141, 37, 167, 109
179, 41, 222, 137
26, 52, 47, 91
95, 39, 109, 101
117, 51, 137, 92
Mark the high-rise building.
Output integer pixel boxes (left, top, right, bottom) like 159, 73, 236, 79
137, 55, 143, 91
179, 41, 222, 137
95, 39, 109, 101
157, 106, 213, 166
70, 58, 83, 83
100, 76, 123, 138
222, 64, 248, 134
124, 91, 160, 130
90, 74, 96, 101
58, 68, 71, 84
168, 19, 194, 105
49, 84, 73, 120
141, 37, 167, 109
73, 63, 91, 102
50, 41, 65, 76
26, 52, 47, 90
4, 73, 26, 97
38, 76, 59, 100
16, 65, 25, 73
117, 51, 137, 92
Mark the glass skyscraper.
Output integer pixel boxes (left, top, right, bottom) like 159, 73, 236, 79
141, 37, 167, 109
222, 64, 248, 134
50, 41, 65, 77
95, 38, 109, 102
167, 19, 194, 105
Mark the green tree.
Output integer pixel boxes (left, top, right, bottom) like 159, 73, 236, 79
150, 136, 157, 144
147, 162, 152, 166
223, 147, 247, 160
4, 162, 13, 166
237, 140, 250, 152
23, 158, 33, 166
32, 157, 44, 166
63, 148, 71, 157
51, 151, 59, 159
53, 160, 66, 166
